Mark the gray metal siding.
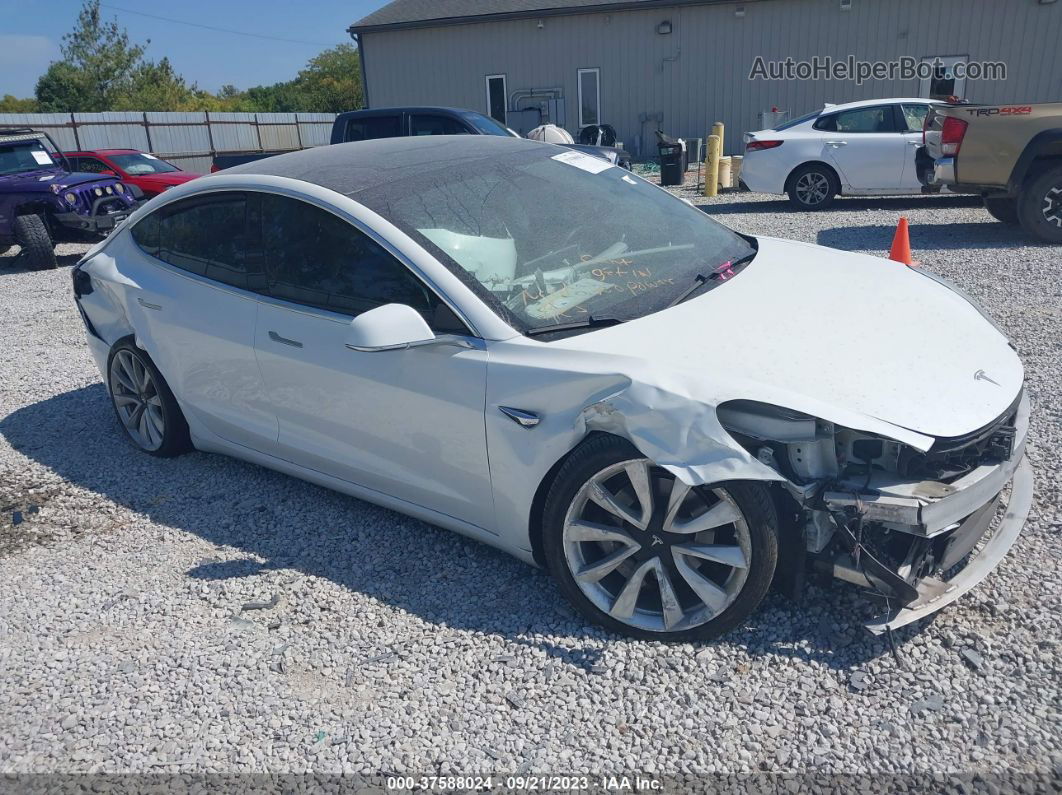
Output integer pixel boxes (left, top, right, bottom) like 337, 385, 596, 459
361, 0, 1061, 156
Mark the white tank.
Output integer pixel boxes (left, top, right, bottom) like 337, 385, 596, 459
526, 124, 575, 144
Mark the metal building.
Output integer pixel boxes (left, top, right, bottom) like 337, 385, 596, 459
349, 0, 1060, 157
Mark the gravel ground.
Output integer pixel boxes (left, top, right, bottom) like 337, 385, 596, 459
0, 191, 1059, 785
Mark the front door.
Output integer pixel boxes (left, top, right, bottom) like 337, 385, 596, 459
815, 104, 907, 191
250, 193, 494, 530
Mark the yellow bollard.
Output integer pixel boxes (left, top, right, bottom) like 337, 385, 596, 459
705, 134, 721, 197
711, 121, 725, 157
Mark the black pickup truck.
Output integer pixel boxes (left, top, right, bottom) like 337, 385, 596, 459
211, 107, 632, 171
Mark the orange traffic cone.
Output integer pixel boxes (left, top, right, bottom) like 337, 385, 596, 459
888, 217, 918, 266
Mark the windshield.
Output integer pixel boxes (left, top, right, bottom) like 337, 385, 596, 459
773, 110, 821, 130
109, 152, 180, 175
356, 146, 755, 333
0, 139, 57, 176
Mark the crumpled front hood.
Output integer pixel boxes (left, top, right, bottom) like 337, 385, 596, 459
553, 236, 1023, 441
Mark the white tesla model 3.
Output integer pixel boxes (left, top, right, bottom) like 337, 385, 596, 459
72, 136, 1031, 641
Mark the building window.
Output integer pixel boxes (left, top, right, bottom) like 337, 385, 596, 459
578, 68, 600, 128
485, 74, 507, 124
919, 55, 968, 101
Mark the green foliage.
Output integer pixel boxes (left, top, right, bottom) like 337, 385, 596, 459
0, 95, 40, 113
29, 0, 363, 114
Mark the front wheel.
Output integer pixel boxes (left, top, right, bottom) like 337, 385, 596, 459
542, 436, 779, 642
13, 214, 57, 270
1017, 165, 1062, 243
787, 164, 839, 210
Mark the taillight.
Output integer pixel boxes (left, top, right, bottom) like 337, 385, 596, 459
745, 140, 783, 152
940, 117, 968, 156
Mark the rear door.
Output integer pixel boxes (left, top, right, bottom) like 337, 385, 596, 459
815, 105, 907, 191
124, 192, 277, 452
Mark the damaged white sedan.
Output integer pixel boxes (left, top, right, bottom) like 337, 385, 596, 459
72, 136, 1032, 641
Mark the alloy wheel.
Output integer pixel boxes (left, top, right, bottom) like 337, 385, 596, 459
109, 349, 166, 451
795, 172, 830, 206
1042, 185, 1062, 228
561, 459, 752, 634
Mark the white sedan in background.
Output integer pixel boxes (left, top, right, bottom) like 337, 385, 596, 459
741, 98, 943, 209
72, 136, 1029, 642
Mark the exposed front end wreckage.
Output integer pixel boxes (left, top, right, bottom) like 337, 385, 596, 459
717, 391, 1031, 634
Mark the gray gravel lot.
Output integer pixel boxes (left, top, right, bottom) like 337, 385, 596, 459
0, 190, 1059, 781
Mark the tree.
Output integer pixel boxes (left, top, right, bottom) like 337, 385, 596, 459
0, 95, 39, 113
36, 0, 145, 111
293, 44, 362, 113
113, 58, 196, 111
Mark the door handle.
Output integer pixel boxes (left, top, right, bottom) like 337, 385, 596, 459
907, 140, 922, 146
268, 330, 303, 348
825, 140, 848, 147
137, 297, 162, 310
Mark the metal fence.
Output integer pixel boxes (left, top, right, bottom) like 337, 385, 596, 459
0, 111, 337, 173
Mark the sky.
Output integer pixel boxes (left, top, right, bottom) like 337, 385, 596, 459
0, 0, 391, 97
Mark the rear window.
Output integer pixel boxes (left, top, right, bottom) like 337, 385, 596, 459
773, 110, 820, 131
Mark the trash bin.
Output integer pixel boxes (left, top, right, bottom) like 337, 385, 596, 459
659, 143, 683, 186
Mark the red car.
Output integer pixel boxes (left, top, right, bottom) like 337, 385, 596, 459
61, 149, 202, 199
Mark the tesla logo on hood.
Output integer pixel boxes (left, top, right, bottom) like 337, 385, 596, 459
974, 369, 1001, 386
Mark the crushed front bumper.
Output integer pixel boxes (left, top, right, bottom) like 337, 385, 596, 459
819, 391, 1031, 633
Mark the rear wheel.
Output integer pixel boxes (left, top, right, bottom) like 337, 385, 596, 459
787, 164, 839, 210
107, 342, 191, 457
983, 195, 1019, 225
1017, 165, 1062, 243
13, 214, 57, 270
542, 436, 779, 641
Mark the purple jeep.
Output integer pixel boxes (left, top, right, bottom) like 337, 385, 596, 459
0, 128, 142, 269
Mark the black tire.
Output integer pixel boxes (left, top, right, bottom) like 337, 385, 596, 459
106, 341, 192, 458
13, 214, 57, 270
983, 195, 1020, 225
541, 435, 779, 642
786, 163, 839, 210
1017, 164, 1062, 243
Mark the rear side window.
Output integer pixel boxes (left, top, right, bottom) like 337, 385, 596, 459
344, 115, 401, 142
814, 106, 896, 133
130, 192, 265, 292
410, 115, 471, 136
259, 194, 438, 319
900, 104, 930, 132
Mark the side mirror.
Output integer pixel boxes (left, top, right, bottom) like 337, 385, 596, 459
345, 304, 436, 352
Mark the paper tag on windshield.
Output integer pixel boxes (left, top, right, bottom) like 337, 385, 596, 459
551, 150, 613, 174
31, 150, 53, 165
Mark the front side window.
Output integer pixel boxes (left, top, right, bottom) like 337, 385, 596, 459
74, 157, 111, 174
258, 194, 439, 320
344, 115, 402, 142
578, 68, 601, 128
410, 115, 471, 136
356, 147, 755, 334
900, 104, 930, 132
814, 106, 895, 133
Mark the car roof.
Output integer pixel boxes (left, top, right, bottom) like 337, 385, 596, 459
62, 149, 140, 156
219, 135, 556, 196
336, 106, 482, 119
817, 97, 943, 114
